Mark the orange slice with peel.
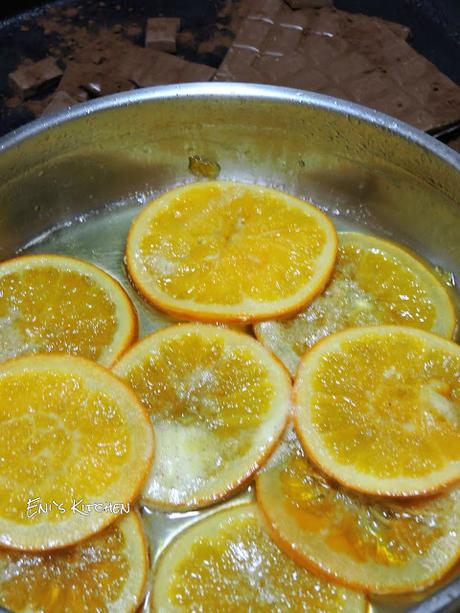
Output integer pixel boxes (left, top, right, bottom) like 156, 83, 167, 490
294, 325, 460, 497
113, 323, 291, 510
0, 512, 148, 612
255, 232, 456, 375
256, 429, 460, 594
126, 181, 337, 323
0, 354, 154, 551
152, 502, 367, 612
0, 254, 137, 367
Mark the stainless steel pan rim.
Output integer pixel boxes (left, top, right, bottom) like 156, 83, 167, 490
1, 82, 459, 172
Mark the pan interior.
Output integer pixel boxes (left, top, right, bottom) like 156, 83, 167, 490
0, 85, 458, 611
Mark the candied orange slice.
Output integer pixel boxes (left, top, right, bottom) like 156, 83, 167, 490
294, 325, 460, 497
256, 430, 460, 594
152, 502, 367, 612
113, 323, 291, 509
0, 512, 148, 612
0, 355, 154, 551
126, 181, 337, 322
255, 232, 456, 375
0, 254, 137, 367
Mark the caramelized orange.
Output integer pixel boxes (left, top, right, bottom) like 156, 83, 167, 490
0, 512, 148, 612
255, 232, 456, 375
0, 355, 154, 550
294, 326, 460, 496
113, 323, 291, 509
257, 430, 460, 593
152, 503, 367, 611
126, 181, 337, 322
0, 254, 137, 366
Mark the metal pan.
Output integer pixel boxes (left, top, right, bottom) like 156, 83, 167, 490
0, 82, 459, 612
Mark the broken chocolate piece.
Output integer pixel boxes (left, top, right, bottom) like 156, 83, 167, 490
122, 48, 215, 87
42, 90, 76, 115
8, 57, 63, 100
82, 78, 135, 98
180, 62, 216, 82
58, 61, 134, 100
57, 62, 96, 99
145, 17, 181, 53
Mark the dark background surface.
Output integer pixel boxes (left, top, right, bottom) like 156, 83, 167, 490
0, 0, 459, 137
1, 0, 459, 79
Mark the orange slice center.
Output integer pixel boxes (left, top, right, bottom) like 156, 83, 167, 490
139, 184, 328, 305
125, 331, 273, 438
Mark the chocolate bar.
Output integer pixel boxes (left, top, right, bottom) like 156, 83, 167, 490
215, 0, 460, 131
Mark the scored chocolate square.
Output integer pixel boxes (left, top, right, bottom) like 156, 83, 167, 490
215, 0, 460, 131
145, 17, 181, 53
9, 57, 63, 100
120, 48, 215, 87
